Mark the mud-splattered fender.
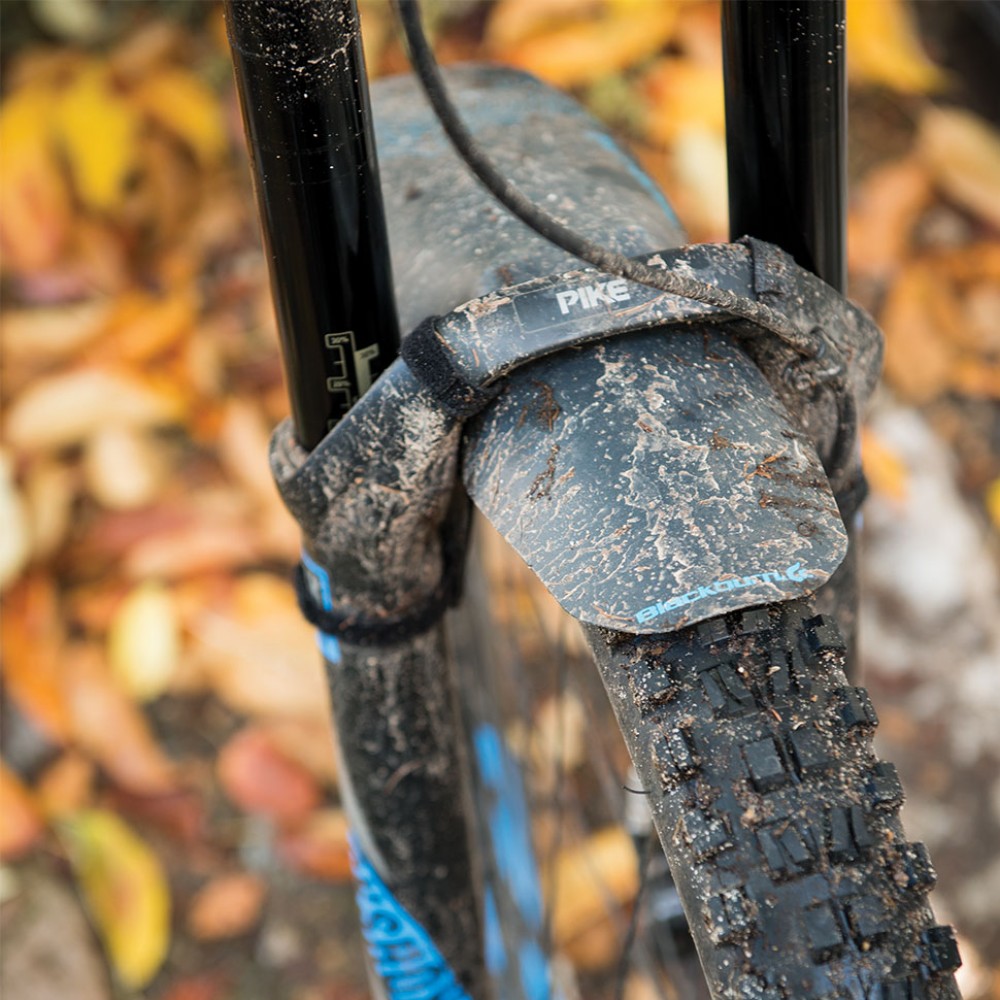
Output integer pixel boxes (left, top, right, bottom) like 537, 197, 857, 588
463, 327, 847, 634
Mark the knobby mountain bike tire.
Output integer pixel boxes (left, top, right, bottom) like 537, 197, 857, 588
583, 599, 961, 1000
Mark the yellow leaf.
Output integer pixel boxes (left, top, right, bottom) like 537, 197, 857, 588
486, 0, 601, 51
860, 428, 909, 503
919, 107, 1000, 230
987, 478, 1000, 533
108, 582, 180, 701
61, 809, 170, 989
846, 0, 947, 94
105, 285, 199, 363
54, 63, 140, 212
132, 69, 226, 166
494, 2, 682, 88
0, 84, 73, 272
642, 57, 725, 145
546, 826, 638, 953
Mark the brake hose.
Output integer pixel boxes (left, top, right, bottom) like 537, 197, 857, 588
395, 0, 823, 359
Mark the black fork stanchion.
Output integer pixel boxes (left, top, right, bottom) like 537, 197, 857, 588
722, 0, 862, 663
226, 0, 400, 449
722, 0, 846, 291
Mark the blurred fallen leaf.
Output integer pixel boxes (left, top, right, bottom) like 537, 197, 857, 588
28, 0, 105, 44
846, 0, 947, 95
107, 581, 180, 701
861, 427, 909, 503
108, 19, 185, 84
919, 107, 1000, 230
218, 397, 280, 504
546, 825, 638, 961
132, 68, 227, 167
64, 645, 179, 795
103, 285, 200, 364
53, 63, 140, 213
642, 57, 725, 147
491, 1, 681, 88
0, 299, 112, 363
259, 717, 339, 786
36, 751, 96, 821
880, 258, 958, 402
84, 425, 168, 511
61, 809, 171, 989
0, 452, 31, 590
189, 576, 329, 721
277, 809, 351, 882
0, 761, 45, 860
186, 872, 267, 941
105, 787, 205, 846
0, 84, 73, 273
951, 358, 1000, 400
5, 366, 185, 452
485, 0, 601, 51
987, 478, 1000, 532
158, 972, 232, 1000
217, 726, 321, 825
667, 127, 729, 241
24, 458, 79, 561
0, 574, 73, 742
847, 157, 933, 281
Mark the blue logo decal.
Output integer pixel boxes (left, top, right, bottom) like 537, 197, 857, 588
350, 834, 472, 1000
635, 562, 818, 624
300, 550, 342, 664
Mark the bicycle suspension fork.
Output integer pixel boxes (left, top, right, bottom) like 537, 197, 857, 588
226, 2, 489, 995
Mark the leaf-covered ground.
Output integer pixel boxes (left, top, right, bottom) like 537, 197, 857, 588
1, 2, 999, 998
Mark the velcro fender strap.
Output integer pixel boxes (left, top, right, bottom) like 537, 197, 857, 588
294, 561, 459, 646
401, 317, 501, 419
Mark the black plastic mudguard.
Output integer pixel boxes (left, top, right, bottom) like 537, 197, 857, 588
463, 327, 847, 634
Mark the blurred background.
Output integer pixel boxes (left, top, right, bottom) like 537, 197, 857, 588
1, 1, 998, 998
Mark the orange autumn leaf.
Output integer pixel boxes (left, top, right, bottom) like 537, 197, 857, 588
861, 427, 909, 504
36, 751, 96, 820
879, 258, 956, 402
546, 825, 638, 954
486, 0, 602, 50
847, 157, 933, 281
64, 645, 178, 796
277, 808, 352, 882
186, 872, 267, 941
951, 358, 1000, 400
493, 2, 682, 88
987, 479, 1000, 533
846, 0, 947, 95
0, 574, 73, 742
918, 107, 1000, 230
53, 63, 140, 213
132, 68, 227, 166
61, 809, 171, 989
159, 973, 232, 1000
102, 285, 200, 364
217, 726, 321, 825
642, 57, 725, 146
0, 761, 45, 860
0, 84, 73, 273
